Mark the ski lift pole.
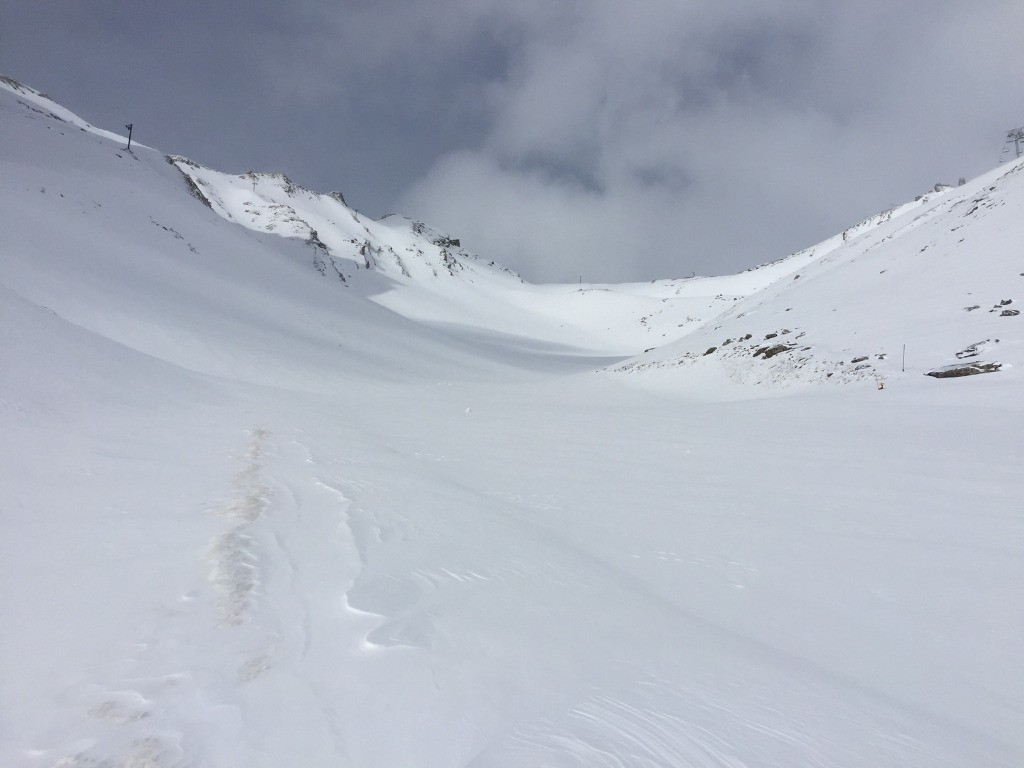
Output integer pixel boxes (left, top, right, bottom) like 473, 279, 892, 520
125, 123, 133, 150
1000, 126, 1024, 164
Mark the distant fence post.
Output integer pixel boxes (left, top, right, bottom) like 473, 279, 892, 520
125, 123, 133, 150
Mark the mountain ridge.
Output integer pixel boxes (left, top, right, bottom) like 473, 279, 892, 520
3, 72, 1022, 395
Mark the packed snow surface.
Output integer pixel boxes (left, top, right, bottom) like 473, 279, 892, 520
2, 76, 1023, 767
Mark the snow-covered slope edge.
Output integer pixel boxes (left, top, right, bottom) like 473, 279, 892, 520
0, 75, 533, 390
0, 74, 137, 147
614, 157, 1024, 396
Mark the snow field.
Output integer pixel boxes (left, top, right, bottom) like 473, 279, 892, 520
1, 76, 1022, 767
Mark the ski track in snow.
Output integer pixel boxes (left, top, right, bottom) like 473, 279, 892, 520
33, 428, 410, 768
14, 418, 1023, 766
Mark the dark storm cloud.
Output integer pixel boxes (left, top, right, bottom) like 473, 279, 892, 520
2, 1, 1023, 282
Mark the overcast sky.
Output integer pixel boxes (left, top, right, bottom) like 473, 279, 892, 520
3, 1, 1023, 282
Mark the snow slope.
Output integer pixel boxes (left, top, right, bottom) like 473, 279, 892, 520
171, 131, 1015, 375
2, 76, 1023, 767
614, 159, 1024, 396
168, 153, 815, 356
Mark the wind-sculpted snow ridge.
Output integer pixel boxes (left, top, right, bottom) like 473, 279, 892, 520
614, 156, 1024, 397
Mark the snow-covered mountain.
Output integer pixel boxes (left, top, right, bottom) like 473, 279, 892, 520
615, 161, 1024, 395
166, 98, 1024, 394
166, 151, 749, 358
2, 74, 1022, 768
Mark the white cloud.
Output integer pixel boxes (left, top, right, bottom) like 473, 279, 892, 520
394, 1, 1024, 281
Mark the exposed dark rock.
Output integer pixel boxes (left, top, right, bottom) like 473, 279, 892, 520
926, 362, 1002, 378
765, 332, 778, 340
305, 229, 328, 252
956, 340, 995, 359
1001, 309, 1020, 316
439, 248, 462, 274
703, 347, 717, 356
851, 356, 869, 363
964, 305, 980, 311
167, 157, 213, 209
762, 345, 790, 359
753, 344, 791, 359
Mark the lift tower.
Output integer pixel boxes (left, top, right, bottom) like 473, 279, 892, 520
1001, 126, 1024, 163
